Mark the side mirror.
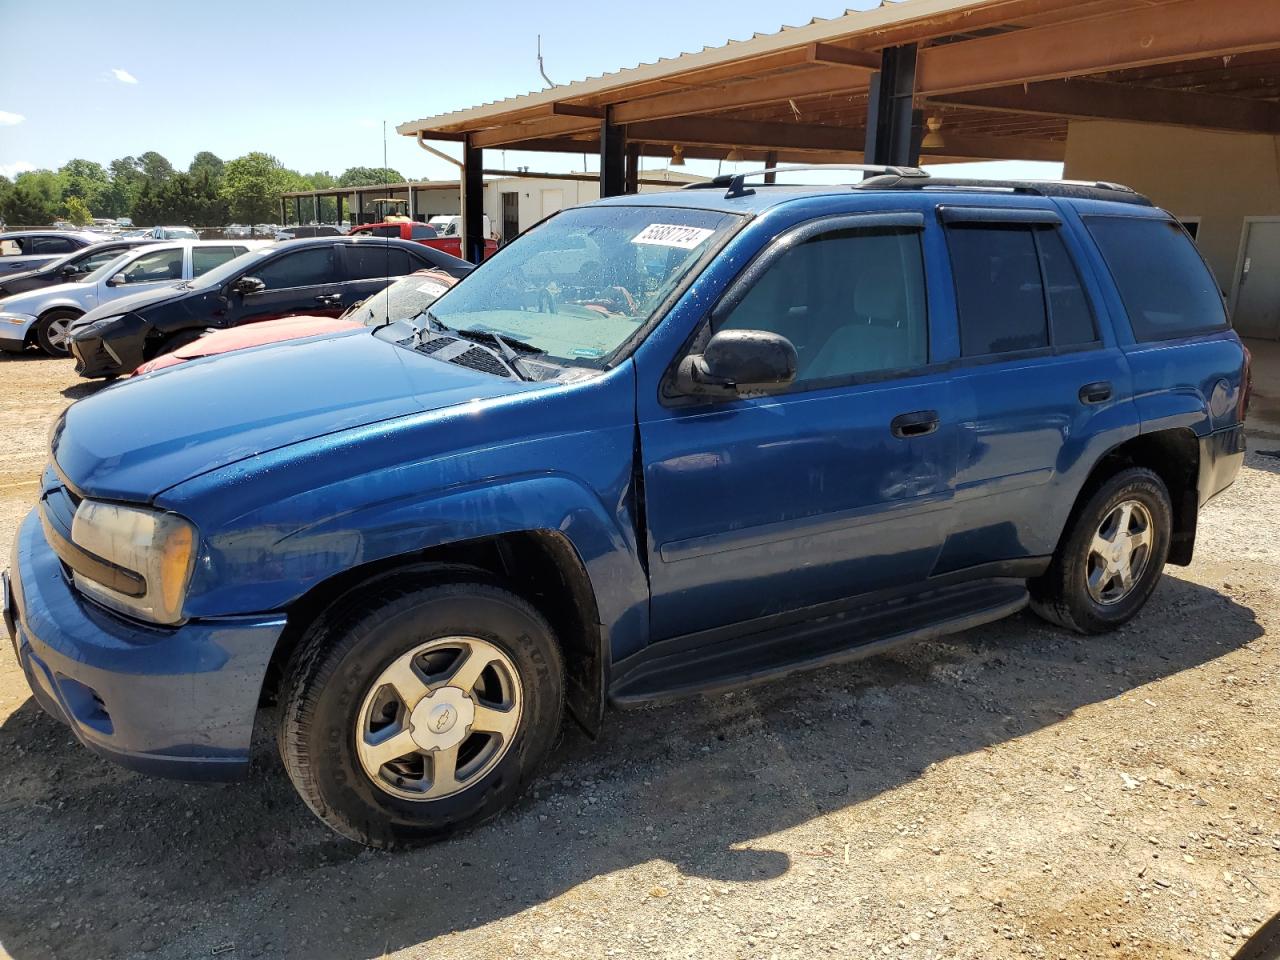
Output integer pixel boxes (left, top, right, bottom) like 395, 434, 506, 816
107, 272, 128, 287
675, 329, 797, 398
231, 276, 265, 296
61, 264, 78, 276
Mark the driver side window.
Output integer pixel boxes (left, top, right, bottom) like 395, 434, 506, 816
717, 226, 928, 386
254, 247, 337, 290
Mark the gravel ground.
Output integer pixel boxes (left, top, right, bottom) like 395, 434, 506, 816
1, 351, 1278, 960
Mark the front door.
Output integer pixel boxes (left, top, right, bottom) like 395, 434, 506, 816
639, 215, 957, 641
1233, 220, 1280, 340
231, 244, 343, 326
501, 191, 519, 244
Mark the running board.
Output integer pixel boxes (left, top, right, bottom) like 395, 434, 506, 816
609, 579, 1028, 706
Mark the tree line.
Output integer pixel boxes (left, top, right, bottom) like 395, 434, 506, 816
0, 152, 406, 228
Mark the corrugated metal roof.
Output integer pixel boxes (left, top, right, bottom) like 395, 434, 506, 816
396, 0, 1002, 136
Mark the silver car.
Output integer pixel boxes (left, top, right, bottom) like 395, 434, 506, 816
0, 239, 268, 356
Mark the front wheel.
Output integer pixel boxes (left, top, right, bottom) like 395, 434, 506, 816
35, 309, 80, 357
278, 580, 564, 848
1030, 467, 1173, 634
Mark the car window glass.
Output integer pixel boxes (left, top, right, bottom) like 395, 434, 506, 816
121, 248, 184, 283
32, 237, 76, 254
718, 226, 929, 383
192, 246, 241, 277
0, 238, 26, 256
947, 225, 1048, 356
254, 246, 337, 290
75, 248, 125, 274
345, 245, 414, 281
367, 225, 401, 238
409, 224, 437, 240
1084, 217, 1227, 341
1036, 229, 1096, 346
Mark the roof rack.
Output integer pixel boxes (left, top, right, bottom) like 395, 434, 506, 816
683, 164, 930, 200
854, 174, 1152, 206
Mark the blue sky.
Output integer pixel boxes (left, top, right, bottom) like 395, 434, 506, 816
0, 0, 1058, 183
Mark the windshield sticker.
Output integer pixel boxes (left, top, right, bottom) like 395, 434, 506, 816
416, 280, 450, 297
631, 224, 715, 249
571, 348, 605, 358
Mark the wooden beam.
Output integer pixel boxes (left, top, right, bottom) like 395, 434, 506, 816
922, 134, 1065, 162
549, 103, 605, 119
610, 66, 870, 125
916, 0, 1280, 96
626, 116, 863, 152
807, 42, 881, 71
930, 78, 1280, 135
470, 115, 596, 148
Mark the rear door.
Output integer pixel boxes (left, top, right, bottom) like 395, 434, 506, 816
228, 244, 343, 325
337, 242, 421, 310
934, 206, 1134, 573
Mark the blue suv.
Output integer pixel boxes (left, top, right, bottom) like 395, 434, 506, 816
2, 168, 1251, 847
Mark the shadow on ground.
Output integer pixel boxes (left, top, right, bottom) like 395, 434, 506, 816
0, 574, 1263, 959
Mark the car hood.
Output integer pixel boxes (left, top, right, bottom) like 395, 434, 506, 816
52, 328, 535, 501
73, 281, 189, 327
0, 279, 90, 313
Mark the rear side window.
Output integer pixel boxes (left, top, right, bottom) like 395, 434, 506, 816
345, 244, 414, 280
947, 226, 1048, 356
192, 246, 240, 277
409, 224, 438, 240
255, 246, 337, 290
945, 223, 1097, 356
1085, 217, 1226, 341
32, 237, 76, 254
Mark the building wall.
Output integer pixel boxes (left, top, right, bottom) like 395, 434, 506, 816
1064, 120, 1280, 297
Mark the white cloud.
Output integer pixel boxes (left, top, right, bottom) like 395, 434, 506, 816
0, 161, 36, 179
110, 68, 138, 84
0, 111, 24, 126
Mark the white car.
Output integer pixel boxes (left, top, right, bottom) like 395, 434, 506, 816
0, 239, 268, 356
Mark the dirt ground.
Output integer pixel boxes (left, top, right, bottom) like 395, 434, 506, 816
1, 350, 1278, 960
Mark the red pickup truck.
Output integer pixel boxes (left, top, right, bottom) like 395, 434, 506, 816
348, 221, 498, 260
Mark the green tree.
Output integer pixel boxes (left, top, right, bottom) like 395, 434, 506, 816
60, 158, 110, 214
222, 152, 292, 223
0, 170, 63, 226
63, 195, 93, 226
105, 156, 145, 218
188, 151, 225, 182
139, 150, 174, 185
337, 166, 404, 187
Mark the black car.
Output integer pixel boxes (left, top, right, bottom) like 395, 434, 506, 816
67, 236, 473, 378
275, 224, 344, 240
0, 239, 154, 297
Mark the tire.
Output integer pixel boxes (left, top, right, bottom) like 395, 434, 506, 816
1030, 467, 1173, 634
35, 309, 80, 357
279, 579, 564, 848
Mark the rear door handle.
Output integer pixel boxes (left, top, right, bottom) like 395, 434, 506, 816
1079, 381, 1113, 404
891, 410, 940, 439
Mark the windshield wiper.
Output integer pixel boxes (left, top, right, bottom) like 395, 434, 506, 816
409, 311, 536, 381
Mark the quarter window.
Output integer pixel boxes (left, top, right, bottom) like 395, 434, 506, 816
1084, 217, 1226, 341
717, 226, 929, 384
254, 247, 337, 290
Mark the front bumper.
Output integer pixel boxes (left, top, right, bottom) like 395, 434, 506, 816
0, 313, 35, 352
69, 316, 147, 378
5, 508, 286, 781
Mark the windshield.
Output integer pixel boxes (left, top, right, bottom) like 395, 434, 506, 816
347, 270, 461, 326
83, 250, 145, 284
425, 205, 738, 365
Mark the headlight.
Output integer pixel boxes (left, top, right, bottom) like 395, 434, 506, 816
70, 315, 125, 340
70, 501, 197, 624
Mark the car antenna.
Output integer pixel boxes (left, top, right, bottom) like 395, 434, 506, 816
383, 120, 391, 326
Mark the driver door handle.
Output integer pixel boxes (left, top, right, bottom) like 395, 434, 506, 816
891, 410, 940, 439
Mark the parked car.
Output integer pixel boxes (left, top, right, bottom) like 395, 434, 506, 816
275, 224, 344, 241
0, 240, 262, 356
0, 230, 100, 276
141, 226, 200, 240
349, 220, 499, 261
0, 238, 154, 298
4, 173, 1250, 849
67, 236, 471, 377
131, 268, 465, 376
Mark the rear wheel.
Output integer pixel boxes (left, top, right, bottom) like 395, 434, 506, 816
1030, 467, 1173, 634
35, 310, 80, 357
278, 580, 564, 848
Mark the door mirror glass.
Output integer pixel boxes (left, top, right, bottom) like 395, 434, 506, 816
231, 276, 266, 296
676, 329, 797, 397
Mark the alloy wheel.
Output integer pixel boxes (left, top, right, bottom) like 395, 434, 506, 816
1085, 499, 1154, 605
